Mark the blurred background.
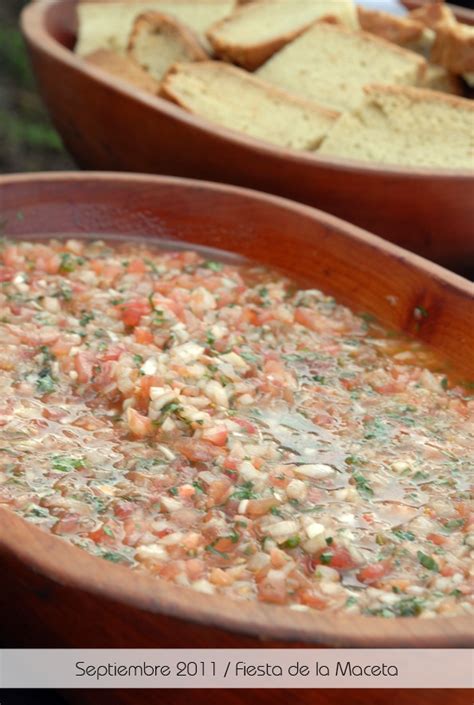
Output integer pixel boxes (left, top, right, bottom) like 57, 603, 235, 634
0, 0, 73, 172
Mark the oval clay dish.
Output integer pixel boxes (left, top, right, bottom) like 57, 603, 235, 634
0, 173, 473, 665
21, 0, 474, 270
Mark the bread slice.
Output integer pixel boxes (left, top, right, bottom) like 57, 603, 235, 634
83, 48, 160, 93
257, 23, 426, 112
75, 1, 236, 56
319, 83, 474, 169
431, 22, 474, 75
421, 63, 462, 95
206, 0, 358, 71
127, 12, 207, 82
160, 61, 340, 150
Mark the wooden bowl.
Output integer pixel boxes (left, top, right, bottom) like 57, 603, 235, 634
0, 172, 473, 666
21, 0, 474, 270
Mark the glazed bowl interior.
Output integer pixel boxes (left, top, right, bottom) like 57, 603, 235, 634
0, 172, 472, 649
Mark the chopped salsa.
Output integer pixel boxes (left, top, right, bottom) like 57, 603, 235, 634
0, 237, 472, 618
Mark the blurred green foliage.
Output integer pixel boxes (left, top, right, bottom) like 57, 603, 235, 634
0, 1, 72, 172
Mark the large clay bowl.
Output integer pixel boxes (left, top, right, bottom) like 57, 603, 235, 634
21, 0, 474, 270
0, 172, 473, 705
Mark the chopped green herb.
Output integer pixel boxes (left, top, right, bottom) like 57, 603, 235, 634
353, 473, 374, 498
392, 528, 415, 542
53, 284, 72, 301
442, 518, 465, 533
412, 471, 430, 483
203, 261, 223, 272
226, 531, 240, 544
282, 536, 301, 549
59, 252, 76, 273
102, 552, 126, 563
37, 371, 56, 394
206, 331, 216, 346
231, 481, 256, 500
79, 311, 94, 326
417, 551, 439, 572
320, 552, 332, 565
205, 544, 229, 559
51, 456, 85, 473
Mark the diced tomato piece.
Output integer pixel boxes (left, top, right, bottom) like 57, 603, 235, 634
201, 426, 228, 447
113, 500, 137, 519
440, 565, 456, 577
178, 485, 196, 499
92, 361, 115, 390
427, 533, 447, 546
127, 259, 146, 274
134, 328, 154, 345
295, 307, 323, 332
223, 457, 238, 472
51, 338, 75, 357
246, 497, 280, 517
100, 346, 124, 362
175, 439, 221, 463
233, 418, 257, 434
74, 351, 96, 384
213, 536, 237, 553
126, 407, 153, 437
52, 514, 83, 535
0, 267, 14, 282
238, 308, 259, 327
207, 478, 232, 506
317, 545, 358, 571
357, 560, 392, 584
88, 521, 119, 545
119, 299, 151, 327
299, 589, 327, 610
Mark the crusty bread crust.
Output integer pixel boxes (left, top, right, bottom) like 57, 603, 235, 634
422, 63, 463, 96
363, 81, 474, 111
431, 23, 474, 75
357, 7, 424, 47
83, 48, 160, 93
161, 60, 340, 120
207, 5, 312, 70
206, 0, 356, 71
128, 11, 208, 62
409, 1, 457, 30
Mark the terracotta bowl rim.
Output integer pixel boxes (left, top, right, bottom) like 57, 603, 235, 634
0, 170, 472, 648
21, 0, 474, 182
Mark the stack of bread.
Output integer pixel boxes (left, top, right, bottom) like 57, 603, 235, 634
76, 0, 474, 169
